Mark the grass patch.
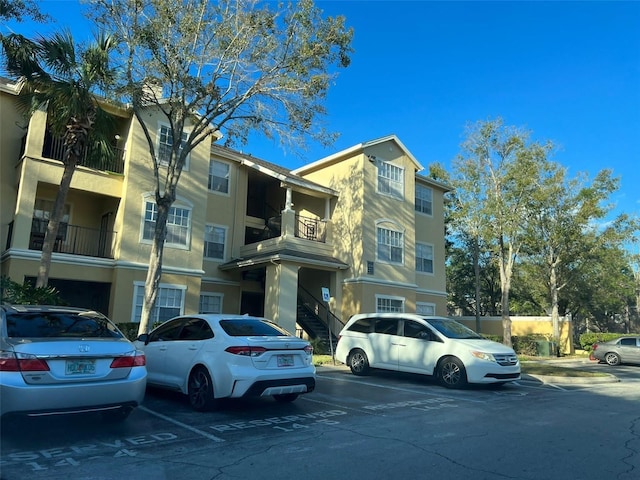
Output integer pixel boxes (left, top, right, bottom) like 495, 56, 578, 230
520, 363, 607, 377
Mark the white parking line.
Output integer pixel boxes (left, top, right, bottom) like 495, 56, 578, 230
316, 373, 486, 403
138, 406, 226, 442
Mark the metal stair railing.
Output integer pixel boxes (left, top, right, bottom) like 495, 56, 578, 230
297, 284, 344, 343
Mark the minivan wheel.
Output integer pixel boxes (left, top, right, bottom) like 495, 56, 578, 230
438, 356, 467, 388
188, 367, 217, 411
604, 352, 621, 366
348, 349, 370, 376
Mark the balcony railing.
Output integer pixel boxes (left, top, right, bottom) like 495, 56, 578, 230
42, 132, 125, 174
295, 215, 326, 243
29, 219, 116, 259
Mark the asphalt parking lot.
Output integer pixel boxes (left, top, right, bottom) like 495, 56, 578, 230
1, 362, 639, 480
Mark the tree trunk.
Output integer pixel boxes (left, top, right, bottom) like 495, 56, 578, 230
549, 254, 561, 356
35, 159, 77, 288
137, 199, 169, 335
474, 235, 481, 333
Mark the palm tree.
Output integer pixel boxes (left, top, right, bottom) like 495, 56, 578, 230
0, 30, 117, 287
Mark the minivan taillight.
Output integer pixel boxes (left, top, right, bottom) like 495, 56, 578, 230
0, 352, 49, 372
110, 351, 146, 368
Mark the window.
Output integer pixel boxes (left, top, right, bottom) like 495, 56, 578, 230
33, 199, 70, 238
179, 318, 214, 340
416, 243, 434, 273
374, 318, 399, 335
416, 302, 436, 316
204, 225, 226, 260
346, 318, 373, 333
377, 161, 404, 199
132, 283, 185, 324
199, 293, 223, 314
158, 124, 188, 165
377, 226, 404, 264
209, 160, 230, 194
403, 320, 433, 340
142, 201, 191, 247
415, 184, 433, 215
376, 296, 405, 313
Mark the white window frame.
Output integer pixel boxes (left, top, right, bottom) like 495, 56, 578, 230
199, 293, 223, 314
377, 160, 404, 199
157, 123, 190, 169
204, 224, 227, 260
141, 197, 192, 249
416, 302, 436, 316
131, 282, 185, 324
376, 295, 405, 313
415, 184, 433, 216
416, 242, 434, 274
209, 159, 230, 195
376, 222, 404, 265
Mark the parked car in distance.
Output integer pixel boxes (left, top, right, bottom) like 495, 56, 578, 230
135, 314, 315, 411
0, 305, 147, 421
335, 313, 520, 388
591, 336, 640, 366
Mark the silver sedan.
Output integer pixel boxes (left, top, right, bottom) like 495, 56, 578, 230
1, 305, 147, 421
591, 336, 640, 366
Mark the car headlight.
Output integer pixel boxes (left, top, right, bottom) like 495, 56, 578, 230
471, 351, 497, 362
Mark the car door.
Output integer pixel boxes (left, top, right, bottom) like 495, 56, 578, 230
369, 318, 401, 370
161, 318, 213, 389
143, 319, 185, 385
619, 337, 640, 363
397, 319, 443, 375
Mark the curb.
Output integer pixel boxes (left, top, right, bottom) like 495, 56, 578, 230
522, 372, 619, 385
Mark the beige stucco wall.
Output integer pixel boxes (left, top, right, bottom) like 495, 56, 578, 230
113, 106, 212, 272
457, 316, 574, 354
0, 86, 23, 252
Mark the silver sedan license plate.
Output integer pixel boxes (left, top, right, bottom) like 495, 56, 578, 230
277, 354, 294, 367
65, 359, 96, 375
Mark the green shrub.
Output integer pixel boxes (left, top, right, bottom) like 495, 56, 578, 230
309, 337, 328, 355
0, 276, 65, 305
481, 333, 552, 356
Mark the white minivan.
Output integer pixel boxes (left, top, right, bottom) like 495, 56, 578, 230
335, 313, 520, 388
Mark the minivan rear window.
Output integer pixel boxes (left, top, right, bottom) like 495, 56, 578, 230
346, 318, 372, 333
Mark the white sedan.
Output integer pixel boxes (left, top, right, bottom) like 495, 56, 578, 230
135, 314, 315, 410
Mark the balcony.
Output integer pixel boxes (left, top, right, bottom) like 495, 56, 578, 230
42, 132, 125, 174
244, 214, 327, 245
29, 219, 116, 259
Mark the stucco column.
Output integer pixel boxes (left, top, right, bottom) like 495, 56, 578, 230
264, 261, 299, 335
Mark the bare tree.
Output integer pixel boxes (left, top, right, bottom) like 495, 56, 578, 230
91, 0, 353, 334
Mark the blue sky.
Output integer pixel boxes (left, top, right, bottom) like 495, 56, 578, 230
4, 1, 640, 220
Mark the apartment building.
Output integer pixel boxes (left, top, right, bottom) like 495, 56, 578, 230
0, 77, 450, 341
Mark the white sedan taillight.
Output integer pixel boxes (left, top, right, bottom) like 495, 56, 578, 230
225, 346, 267, 357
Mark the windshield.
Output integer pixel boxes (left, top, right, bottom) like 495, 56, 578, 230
425, 318, 482, 339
